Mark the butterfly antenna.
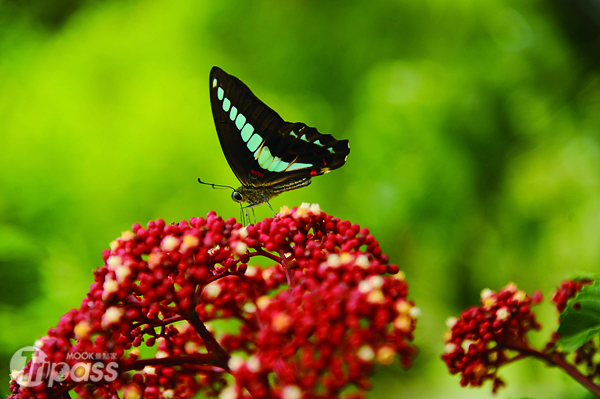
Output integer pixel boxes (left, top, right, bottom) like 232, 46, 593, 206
197, 178, 236, 191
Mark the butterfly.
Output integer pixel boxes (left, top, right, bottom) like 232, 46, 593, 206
201, 66, 350, 222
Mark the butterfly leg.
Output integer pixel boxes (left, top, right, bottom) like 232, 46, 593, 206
245, 207, 251, 226
264, 199, 276, 216
240, 204, 252, 226
239, 205, 256, 226
238, 204, 245, 226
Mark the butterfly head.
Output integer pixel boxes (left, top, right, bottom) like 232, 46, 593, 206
232, 185, 276, 208
198, 178, 240, 201
231, 190, 244, 203
199, 178, 276, 225
198, 178, 268, 207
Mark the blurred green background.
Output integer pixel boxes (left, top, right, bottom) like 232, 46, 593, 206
1, 0, 600, 397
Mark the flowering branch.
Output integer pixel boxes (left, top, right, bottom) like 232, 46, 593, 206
9, 204, 418, 399
513, 344, 600, 397
442, 279, 600, 396
183, 310, 230, 370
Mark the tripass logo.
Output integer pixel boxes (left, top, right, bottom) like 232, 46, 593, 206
10, 346, 119, 387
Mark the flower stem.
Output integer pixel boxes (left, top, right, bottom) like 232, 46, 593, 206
279, 250, 295, 289
251, 248, 282, 263
184, 311, 230, 370
515, 345, 600, 397
122, 354, 221, 371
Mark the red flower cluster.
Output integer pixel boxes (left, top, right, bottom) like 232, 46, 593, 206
551, 278, 599, 382
9, 204, 417, 399
441, 283, 542, 392
552, 279, 593, 313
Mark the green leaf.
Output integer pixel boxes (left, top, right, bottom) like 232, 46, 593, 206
558, 281, 600, 351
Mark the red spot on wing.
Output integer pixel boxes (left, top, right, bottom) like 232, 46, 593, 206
310, 169, 318, 176
251, 169, 265, 177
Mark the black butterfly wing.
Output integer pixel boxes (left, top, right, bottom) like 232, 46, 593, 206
209, 66, 349, 188
258, 121, 350, 185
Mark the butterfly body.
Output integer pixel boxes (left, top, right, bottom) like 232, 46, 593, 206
233, 176, 312, 208
209, 67, 349, 209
